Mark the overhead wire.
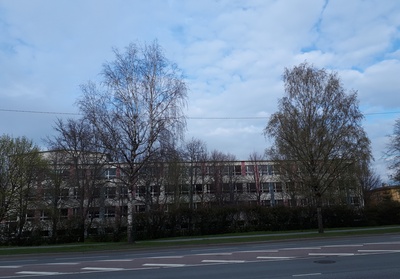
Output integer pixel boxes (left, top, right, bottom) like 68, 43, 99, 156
0, 108, 400, 119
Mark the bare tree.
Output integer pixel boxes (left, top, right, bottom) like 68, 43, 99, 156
39, 151, 69, 243
355, 162, 381, 206
183, 138, 208, 209
247, 152, 266, 205
264, 62, 371, 233
207, 150, 239, 206
46, 118, 108, 242
386, 118, 400, 183
77, 41, 187, 243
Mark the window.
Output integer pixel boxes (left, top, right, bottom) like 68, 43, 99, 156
88, 208, 100, 219
105, 187, 116, 199
350, 197, 360, 206
119, 185, 129, 199
27, 188, 36, 201
222, 183, 230, 193
136, 205, 146, 212
105, 207, 115, 218
104, 168, 117, 179
223, 166, 231, 176
56, 168, 70, 179
195, 184, 203, 194
40, 210, 50, 221
235, 183, 243, 193
208, 184, 216, 194
259, 165, 269, 175
43, 189, 52, 200
246, 165, 254, 175
275, 182, 283, 193
234, 165, 242, 176
92, 187, 100, 199
59, 188, 69, 200
248, 183, 257, 193
152, 185, 160, 196
137, 186, 146, 197
192, 166, 202, 176
73, 188, 79, 199
119, 206, 128, 217
73, 208, 82, 216
262, 200, 271, 207
180, 184, 189, 194
60, 208, 68, 220
26, 210, 35, 221
261, 183, 269, 193
276, 200, 284, 206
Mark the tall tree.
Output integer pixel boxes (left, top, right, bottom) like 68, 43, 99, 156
357, 163, 381, 206
207, 150, 238, 206
46, 118, 108, 242
247, 152, 267, 205
264, 62, 371, 233
77, 41, 187, 243
184, 138, 208, 210
387, 118, 400, 183
0, 135, 45, 243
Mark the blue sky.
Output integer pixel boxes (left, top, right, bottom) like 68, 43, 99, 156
0, 0, 399, 182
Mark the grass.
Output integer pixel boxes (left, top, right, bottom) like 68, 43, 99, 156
1, 225, 400, 256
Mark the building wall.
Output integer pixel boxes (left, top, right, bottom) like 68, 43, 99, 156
15, 152, 362, 236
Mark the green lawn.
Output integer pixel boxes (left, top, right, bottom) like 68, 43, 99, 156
1, 225, 400, 256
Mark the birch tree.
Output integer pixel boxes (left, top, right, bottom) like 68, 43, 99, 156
77, 41, 187, 243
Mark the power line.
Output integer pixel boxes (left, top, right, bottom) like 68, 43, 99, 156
0, 108, 400, 119
0, 108, 80, 116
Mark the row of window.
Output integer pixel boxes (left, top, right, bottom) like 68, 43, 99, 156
25, 206, 123, 221
36, 182, 286, 201
54, 164, 281, 181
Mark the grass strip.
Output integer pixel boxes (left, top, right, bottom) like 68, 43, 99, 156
1, 226, 399, 256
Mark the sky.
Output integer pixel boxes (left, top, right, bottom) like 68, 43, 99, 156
0, 0, 400, 182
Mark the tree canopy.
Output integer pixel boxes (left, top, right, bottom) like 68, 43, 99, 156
77, 41, 188, 242
264, 62, 371, 232
387, 118, 400, 183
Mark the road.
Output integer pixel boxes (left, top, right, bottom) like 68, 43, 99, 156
1, 233, 400, 278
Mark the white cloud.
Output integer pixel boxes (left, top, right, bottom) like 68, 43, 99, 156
0, 0, 399, 181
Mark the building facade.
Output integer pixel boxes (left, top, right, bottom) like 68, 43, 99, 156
1, 151, 363, 240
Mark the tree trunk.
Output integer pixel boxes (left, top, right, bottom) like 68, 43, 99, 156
127, 199, 134, 243
317, 206, 324, 233
316, 193, 324, 233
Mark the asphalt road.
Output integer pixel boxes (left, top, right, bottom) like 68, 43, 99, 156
1, 233, 400, 279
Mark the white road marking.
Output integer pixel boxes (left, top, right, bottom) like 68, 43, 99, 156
0, 266, 21, 268
148, 256, 184, 259
323, 244, 363, 248
364, 242, 400, 245
358, 250, 400, 253
308, 253, 354, 256
201, 260, 245, 263
240, 250, 279, 253
142, 263, 186, 267
82, 267, 126, 271
282, 247, 321, 250
293, 273, 322, 277
257, 256, 294, 259
17, 271, 63, 275
101, 259, 133, 262
46, 262, 79, 265
197, 252, 233, 256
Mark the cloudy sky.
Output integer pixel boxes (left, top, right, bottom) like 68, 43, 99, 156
1, 0, 399, 182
